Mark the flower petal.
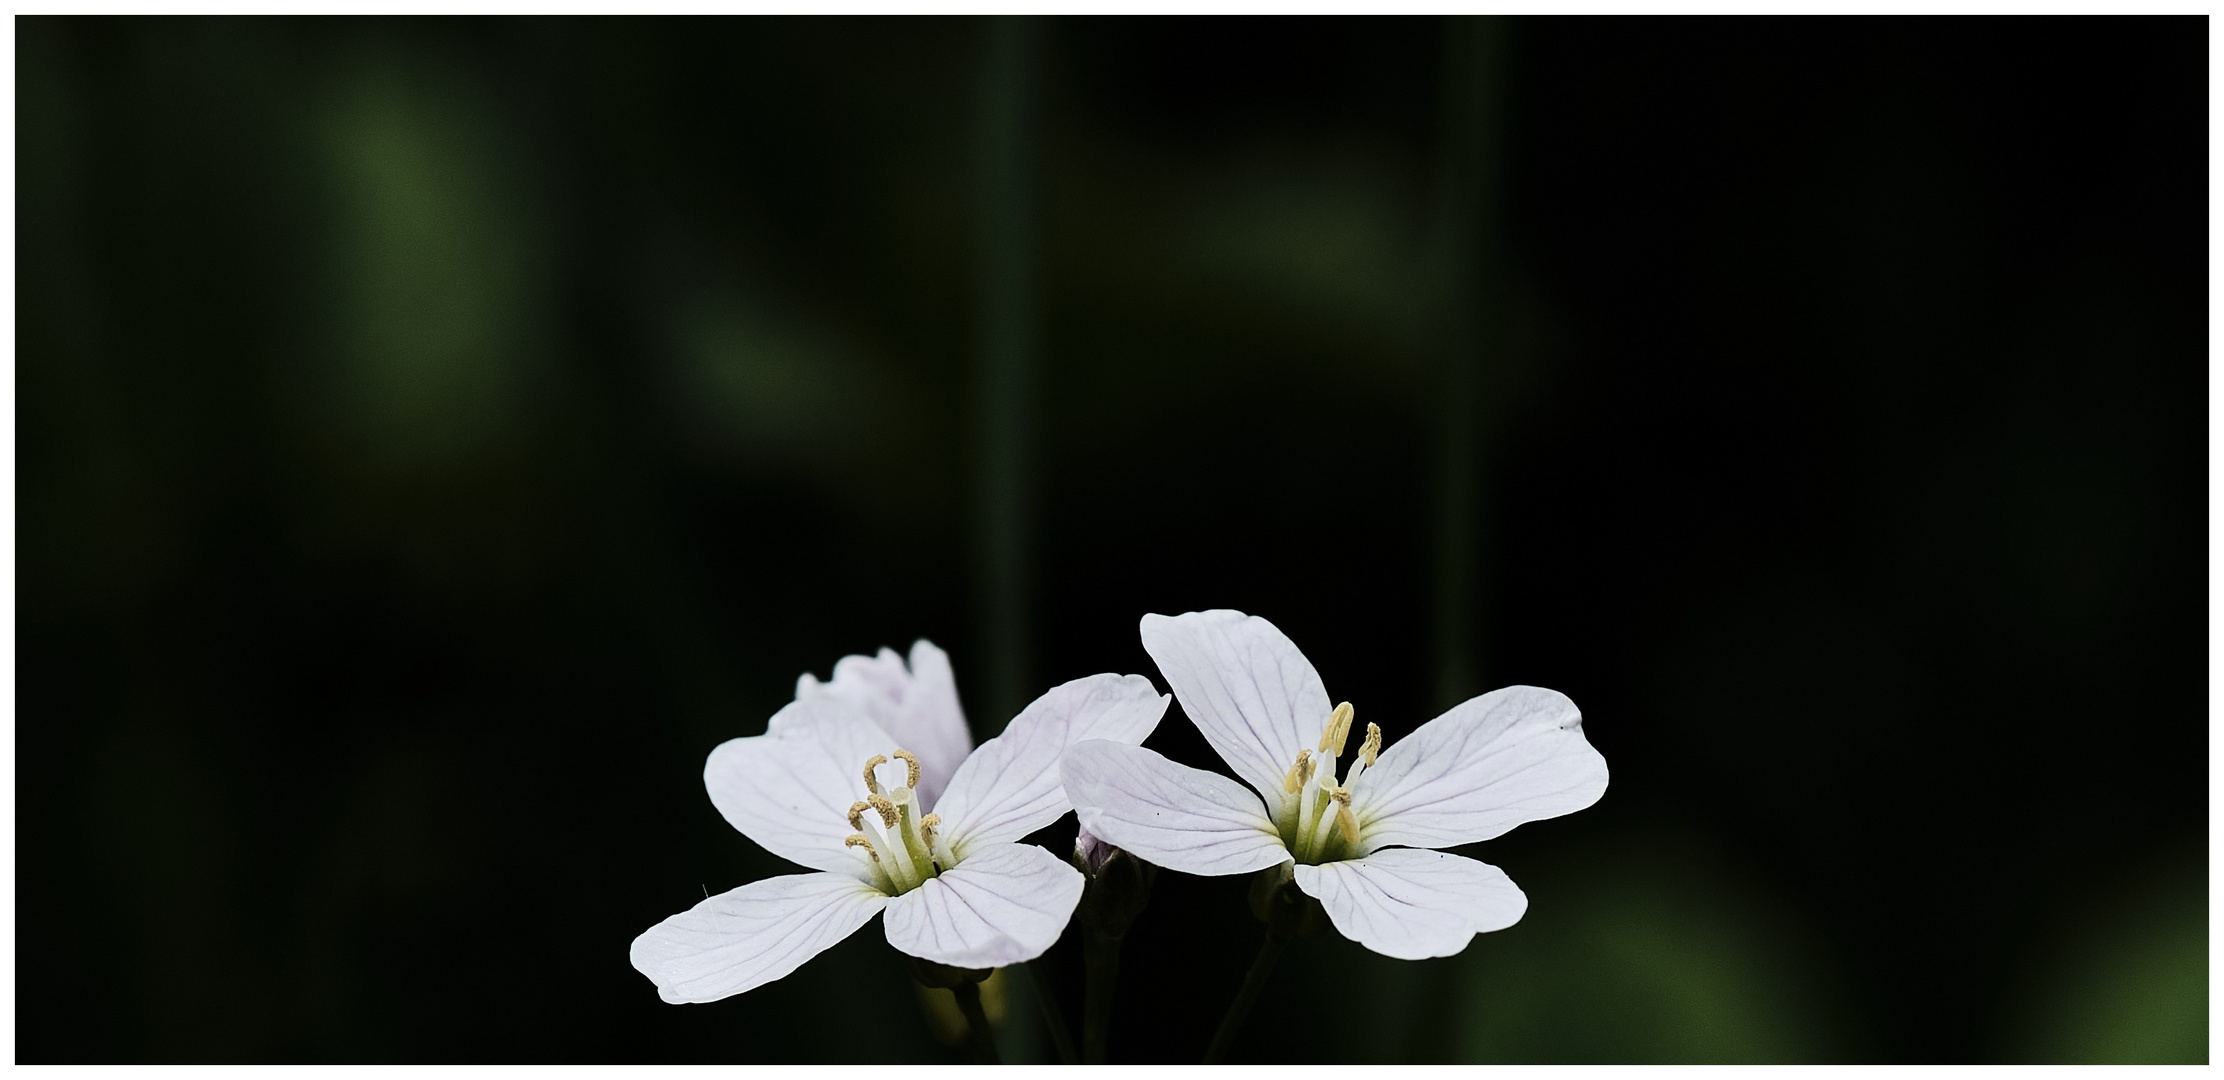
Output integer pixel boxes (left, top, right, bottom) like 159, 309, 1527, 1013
1140, 610, 1334, 805
881, 842, 1084, 968
1293, 848, 1527, 960
933, 673, 1168, 852
704, 698, 901, 876
1351, 685, 1608, 853
1062, 739, 1289, 877
795, 640, 973, 807
630, 871, 889, 1003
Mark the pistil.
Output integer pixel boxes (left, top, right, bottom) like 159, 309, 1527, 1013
890, 788, 936, 873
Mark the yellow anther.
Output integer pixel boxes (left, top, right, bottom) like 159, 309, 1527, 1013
1358, 722, 1382, 768
919, 812, 943, 845
845, 834, 880, 861
1318, 702, 1355, 756
866, 793, 899, 829
891, 749, 922, 789
1334, 800, 1361, 845
1282, 749, 1314, 793
846, 801, 871, 831
862, 754, 888, 795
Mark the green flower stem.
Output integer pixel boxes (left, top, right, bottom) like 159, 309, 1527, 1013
1082, 928, 1123, 1063
1027, 959, 1079, 1065
950, 981, 1002, 1065
1203, 931, 1289, 1064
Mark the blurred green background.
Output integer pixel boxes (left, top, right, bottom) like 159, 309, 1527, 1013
17, 15, 2205, 1063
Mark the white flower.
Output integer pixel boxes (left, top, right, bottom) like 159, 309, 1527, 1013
1061, 611, 1608, 960
632, 641, 1169, 1003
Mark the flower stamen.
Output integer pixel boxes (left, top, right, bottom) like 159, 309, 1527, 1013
845, 834, 880, 861
862, 754, 889, 795
917, 812, 947, 868
892, 749, 922, 789
1358, 722, 1381, 768
1331, 788, 1361, 845
846, 800, 872, 831
1318, 702, 1355, 756
866, 793, 899, 829
1282, 749, 1314, 793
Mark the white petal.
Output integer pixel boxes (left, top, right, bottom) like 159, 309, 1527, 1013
795, 640, 973, 807
1061, 740, 1290, 877
630, 871, 889, 1003
1140, 610, 1334, 805
881, 842, 1084, 968
704, 698, 902, 876
1293, 848, 1527, 960
933, 673, 1168, 852
1351, 685, 1608, 853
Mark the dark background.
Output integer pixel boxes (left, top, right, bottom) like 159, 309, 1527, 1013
17, 15, 2206, 1063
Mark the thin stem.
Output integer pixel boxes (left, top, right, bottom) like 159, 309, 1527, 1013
1082, 929, 1122, 1064
1027, 959, 1079, 1066
1203, 931, 1288, 1064
950, 981, 1002, 1065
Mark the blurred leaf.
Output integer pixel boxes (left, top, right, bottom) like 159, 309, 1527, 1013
319, 51, 540, 470
667, 285, 949, 526
1448, 830, 1847, 1062
1995, 858, 2206, 1064
674, 291, 899, 465
1178, 156, 1427, 346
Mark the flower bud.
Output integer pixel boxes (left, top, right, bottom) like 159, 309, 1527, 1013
1071, 824, 1156, 940
1074, 823, 1116, 876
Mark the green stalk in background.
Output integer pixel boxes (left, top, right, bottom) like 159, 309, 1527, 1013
974, 14, 1041, 739
1203, 932, 1288, 1065
1026, 959, 1080, 1065
1431, 13, 1507, 719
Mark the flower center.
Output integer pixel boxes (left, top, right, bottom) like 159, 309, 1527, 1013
841, 748, 954, 896
1274, 702, 1382, 864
